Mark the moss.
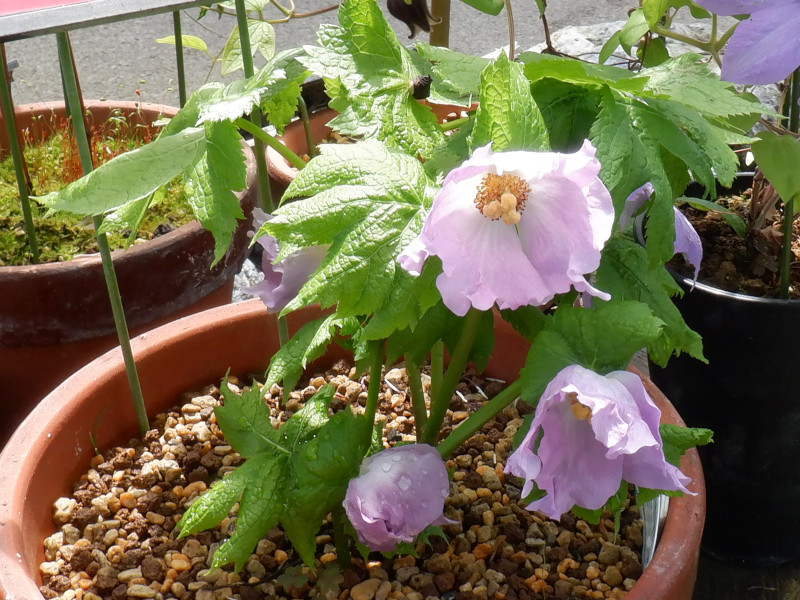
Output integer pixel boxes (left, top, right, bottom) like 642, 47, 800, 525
0, 114, 194, 266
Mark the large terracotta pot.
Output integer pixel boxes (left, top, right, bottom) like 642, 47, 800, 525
0, 299, 705, 600
0, 100, 258, 448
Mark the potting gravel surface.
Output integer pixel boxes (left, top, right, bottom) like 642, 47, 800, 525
40, 361, 644, 600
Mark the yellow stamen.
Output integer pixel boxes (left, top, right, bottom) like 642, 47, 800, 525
474, 173, 530, 224
567, 392, 592, 421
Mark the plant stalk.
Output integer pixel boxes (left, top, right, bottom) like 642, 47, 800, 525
0, 44, 39, 263
781, 196, 795, 299
504, 0, 515, 60
297, 95, 317, 159
236, 118, 307, 170
422, 308, 483, 445
364, 340, 384, 432
789, 69, 800, 134
235, 0, 274, 213
404, 356, 428, 435
56, 32, 149, 435
172, 12, 188, 107
436, 379, 521, 457
429, 0, 451, 48
331, 507, 352, 569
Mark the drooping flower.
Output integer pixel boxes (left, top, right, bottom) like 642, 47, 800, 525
247, 209, 327, 313
386, 0, 441, 39
694, 0, 800, 85
343, 444, 454, 551
398, 142, 615, 316
505, 364, 691, 519
619, 183, 703, 283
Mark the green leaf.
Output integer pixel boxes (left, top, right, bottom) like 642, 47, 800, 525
155, 34, 209, 53
267, 141, 434, 318
660, 423, 714, 466
299, 0, 445, 158
531, 80, 603, 152
642, 0, 668, 28
456, 0, 504, 14
182, 121, 246, 264
643, 54, 768, 120
638, 36, 670, 67
260, 56, 309, 134
37, 128, 206, 216
210, 452, 287, 571
265, 314, 359, 392
499, 305, 546, 342
598, 31, 622, 65
572, 480, 628, 524
751, 132, 800, 203
595, 235, 706, 366
214, 378, 287, 458
619, 9, 648, 54
96, 190, 157, 243
520, 53, 645, 91
175, 460, 254, 537
520, 301, 665, 403
471, 52, 549, 152
415, 43, 488, 100
221, 19, 275, 76
283, 408, 371, 564
681, 196, 746, 237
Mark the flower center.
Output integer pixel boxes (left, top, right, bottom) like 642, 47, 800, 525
474, 173, 530, 226
567, 392, 592, 421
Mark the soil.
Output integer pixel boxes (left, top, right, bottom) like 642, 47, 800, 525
0, 115, 192, 267
39, 361, 645, 600
671, 174, 800, 299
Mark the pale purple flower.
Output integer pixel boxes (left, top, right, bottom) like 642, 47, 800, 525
398, 142, 615, 316
247, 208, 326, 313
343, 444, 454, 551
695, 0, 800, 85
620, 183, 703, 283
505, 365, 691, 519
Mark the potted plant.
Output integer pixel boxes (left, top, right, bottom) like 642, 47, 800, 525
0, 0, 742, 595
608, 0, 800, 565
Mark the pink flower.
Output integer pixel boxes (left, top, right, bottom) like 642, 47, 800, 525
695, 0, 800, 85
247, 209, 327, 313
343, 444, 454, 551
398, 142, 615, 316
505, 365, 691, 519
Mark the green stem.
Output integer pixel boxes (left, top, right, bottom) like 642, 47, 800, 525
235, 0, 274, 212
364, 340, 384, 432
277, 315, 289, 347
504, 0, 515, 60
430, 340, 444, 401
422, 308, 483, 445
332, 507, 352, 569
297, 95, 317, 159
789, 69, 800, 134
236, 117, 307, 170
57, 32, 149, 435
172, 12, 187, 107
651, 24, 713, 55
436, 379, 521, 458
0, 44, 39, 263
781, 196, 795, 299
429, 0, 451, 48
404, 356, 428, 436
440, 116, 469, 132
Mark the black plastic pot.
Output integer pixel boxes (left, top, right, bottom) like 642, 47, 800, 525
647, 207, 800, 564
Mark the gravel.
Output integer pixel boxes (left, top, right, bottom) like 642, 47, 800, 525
39, 361, 644, 600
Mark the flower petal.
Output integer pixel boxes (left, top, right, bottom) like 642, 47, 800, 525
673, 207, 703, 284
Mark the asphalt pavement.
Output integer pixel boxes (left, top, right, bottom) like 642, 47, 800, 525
4, 0, 632, 107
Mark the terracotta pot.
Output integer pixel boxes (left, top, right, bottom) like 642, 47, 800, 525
0, 100, 258, 448
0, 299, 704, 599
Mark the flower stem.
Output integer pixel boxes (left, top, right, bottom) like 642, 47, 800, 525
781, 196, 795, 299
57, 32, 149, 435
331, 507, 352, 569
422, 308, 483, 445
436, 379, 521, 458
364, 340, 384, 431
235, 0, 274, 212
236, 118, 307, 170
404, 356, 428, 435
429, 0, 451, 47
297, 95, 318, 159
504, 0, 515, 60
430, 340, 444, 397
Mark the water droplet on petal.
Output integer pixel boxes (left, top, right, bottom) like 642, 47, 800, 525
381, 462, 392, 472
421, 469, 428, 476
392, 454, 403, 462
441, 489, 448, 498
398, 475, 411, 491
421, 501, 428, 509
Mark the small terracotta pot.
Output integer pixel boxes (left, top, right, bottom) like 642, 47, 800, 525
0, 100, 258, 447
0, 299, 704, 600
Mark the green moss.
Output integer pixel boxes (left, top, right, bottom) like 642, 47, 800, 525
0, 117, 194, 266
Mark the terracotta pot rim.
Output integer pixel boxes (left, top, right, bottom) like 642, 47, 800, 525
0, 300, 705, 600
